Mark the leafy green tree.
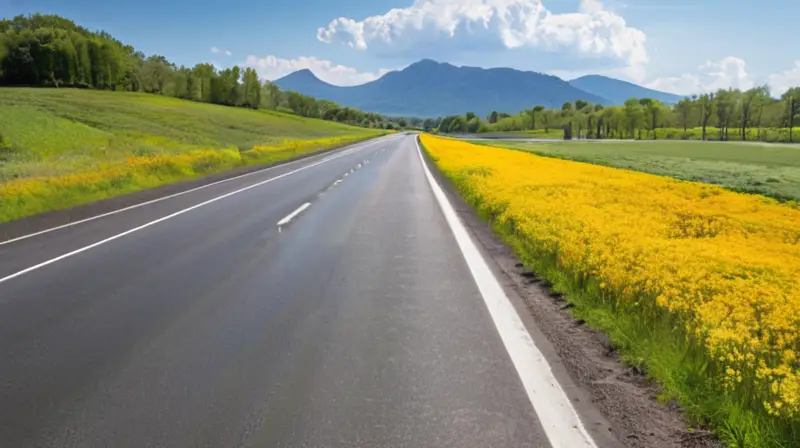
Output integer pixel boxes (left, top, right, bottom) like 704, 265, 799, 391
715, 89, 738, 141
698, 93, 716, 140
639, 98, 663, 139
448, 116, 466, 133
782, 87, 800, 142
739, 85, 770, 141
530, 105, 545, 130
488, 111, 498, 124
676, 98, 692, 131
624, 98, 645, 139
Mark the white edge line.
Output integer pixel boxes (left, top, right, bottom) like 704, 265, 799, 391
276, 203, 311, 227
414, 136, 597, 448
0, 135, 395, 248
0, 139, 387, 285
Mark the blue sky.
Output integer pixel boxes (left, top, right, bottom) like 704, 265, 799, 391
3, 0, 799, 94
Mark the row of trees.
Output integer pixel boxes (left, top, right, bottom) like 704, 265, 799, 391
0, 14, 402, 130
431, 87, 800, 142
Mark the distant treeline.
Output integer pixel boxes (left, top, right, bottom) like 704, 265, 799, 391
0, 14, 402, 130
427, 88, 800, 143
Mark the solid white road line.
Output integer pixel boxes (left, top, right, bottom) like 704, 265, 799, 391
0, 135, 396, 248
0, 139, 389, 286
277, 203, 311, 227
415, 136, 597, 448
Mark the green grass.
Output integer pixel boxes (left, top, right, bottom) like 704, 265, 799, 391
474, 139, 800, 202
0, 88, 379, 181
497, 129, 564, 139
0, 88, 385, 221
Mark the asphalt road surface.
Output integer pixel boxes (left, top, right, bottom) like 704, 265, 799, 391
0, 134, 604, 448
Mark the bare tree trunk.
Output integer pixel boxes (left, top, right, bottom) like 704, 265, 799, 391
701, 104, 707, 141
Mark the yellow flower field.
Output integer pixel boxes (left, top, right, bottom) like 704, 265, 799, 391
420, 134, 800, 425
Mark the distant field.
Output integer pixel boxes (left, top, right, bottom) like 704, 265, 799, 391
476, 139, 800, 202
0, 88, 383, 222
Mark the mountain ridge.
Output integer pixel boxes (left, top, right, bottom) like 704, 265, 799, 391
275, 60, 681, 117
568, 74, 684, 105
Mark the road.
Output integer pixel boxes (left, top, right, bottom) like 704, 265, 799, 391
0, 134, 603, 448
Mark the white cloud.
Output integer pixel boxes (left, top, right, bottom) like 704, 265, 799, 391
768, 61, 800, 96
243, 55, 392, 86
646, 57, 754, 95
316, 0, 648, 81
210, 46, 233, 56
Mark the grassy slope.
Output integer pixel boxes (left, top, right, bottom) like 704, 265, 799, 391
476, 139, 800, 202
0, 88, 383, 222
0, 88, 378, 180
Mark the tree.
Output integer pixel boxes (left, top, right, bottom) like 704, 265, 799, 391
575, 99, 589, 110
140, 55, 171, 94
715, 89, 737, 141
739, 85, 769, 141
465, 111, 476, 122
676, 98, 692, 132
465, 116, 481, 133
540, 109, 552, 133
639, 98, 663, 139
241, 67, 260, 109
530, 105, 545, 130
624, 98, 645, 139
592, 104, 604, 138
782, 87, 800, 143
448, 116, 466, 133
698, 93, 715, 141
488, 111, 499, 124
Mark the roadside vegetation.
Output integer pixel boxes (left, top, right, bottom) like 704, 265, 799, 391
420, 86, 800, 144
421, 134, 800, 448
475, 139, 800, 202
0, 88, 386, 223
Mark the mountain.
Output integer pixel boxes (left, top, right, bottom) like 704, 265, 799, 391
569, 75, 684, 105
275, 60, 611, 117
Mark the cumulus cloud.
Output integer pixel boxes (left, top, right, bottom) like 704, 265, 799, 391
646, 57, 754, 95
243, 55, 392, 86
768, 61, 800, 96
210, 46, 233, 56
316, 0, 648, 81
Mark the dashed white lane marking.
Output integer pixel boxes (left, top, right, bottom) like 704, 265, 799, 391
0, 135, 397, 248
0, 139, 391, 285
356, 163, 362, 169
277, 202, 312, 232
414, 136, 597, 448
